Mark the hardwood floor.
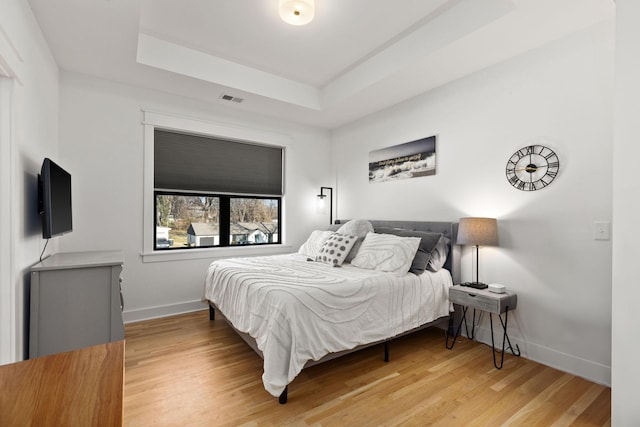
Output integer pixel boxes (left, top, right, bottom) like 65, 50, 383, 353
124, 310, 610, 426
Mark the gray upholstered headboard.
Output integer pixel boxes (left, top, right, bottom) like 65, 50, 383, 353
335, 219, 460, 284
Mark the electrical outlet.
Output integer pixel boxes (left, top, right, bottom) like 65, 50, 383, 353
593, 221, 610, 241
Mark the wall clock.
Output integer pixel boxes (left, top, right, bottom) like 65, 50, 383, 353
505, 145, 560, 191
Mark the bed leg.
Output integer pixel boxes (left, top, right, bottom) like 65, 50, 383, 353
279, 386, 288, 404
209, 304, 215, 320
384, 341, 389, 362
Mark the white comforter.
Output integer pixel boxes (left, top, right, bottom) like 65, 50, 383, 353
203, 253, 452, 397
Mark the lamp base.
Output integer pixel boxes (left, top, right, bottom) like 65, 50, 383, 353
461, 281, 488, 289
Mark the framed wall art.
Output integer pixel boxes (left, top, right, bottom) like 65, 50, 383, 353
369, 136, 436, 183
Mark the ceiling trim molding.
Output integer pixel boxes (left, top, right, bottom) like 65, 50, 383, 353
322, 0, 514, 108
0, 23, 23, 83
136, 32, 321, 110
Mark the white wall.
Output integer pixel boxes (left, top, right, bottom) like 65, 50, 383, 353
58, 72, 332, 322
612, 0, 640, 424
0, 0, 60, 362
331, 22, 614, 385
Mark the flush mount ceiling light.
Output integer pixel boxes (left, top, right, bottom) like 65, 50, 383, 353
279, 0, 315, 26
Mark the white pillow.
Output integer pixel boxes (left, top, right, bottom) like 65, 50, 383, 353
336, 219, 373, 237
298, 230, 334, 259
351, 232, 421, 275
315, 233, 358, 267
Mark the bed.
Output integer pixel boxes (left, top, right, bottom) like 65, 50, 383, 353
203, 220, 460, 403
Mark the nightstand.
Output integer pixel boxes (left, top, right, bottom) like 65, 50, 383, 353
445, 285, 520, 369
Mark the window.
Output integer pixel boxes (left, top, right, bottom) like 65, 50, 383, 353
152, 128, 283, 251
154, 192, 280, 250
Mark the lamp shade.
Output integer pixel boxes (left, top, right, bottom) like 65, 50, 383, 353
457, 217, 498, 246
279, 0, 315, 26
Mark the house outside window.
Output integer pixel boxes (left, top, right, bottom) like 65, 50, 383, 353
155, 192, 280, 249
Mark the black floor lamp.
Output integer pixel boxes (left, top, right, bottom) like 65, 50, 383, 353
456, 217, 498, 289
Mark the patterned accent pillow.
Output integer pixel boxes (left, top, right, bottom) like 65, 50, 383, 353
315, 233, 358, 267
351, 232, 421, 275
298, 230, 335, 259
336, 219, 374, 263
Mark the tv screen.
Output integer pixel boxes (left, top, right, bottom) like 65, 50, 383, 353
39, 158, 72, 239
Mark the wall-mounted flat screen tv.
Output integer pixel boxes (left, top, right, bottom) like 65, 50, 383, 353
39, 158, 72, 238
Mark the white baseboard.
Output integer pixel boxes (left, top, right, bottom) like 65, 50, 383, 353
123, 300, 207, 324
466, 325, 611, 387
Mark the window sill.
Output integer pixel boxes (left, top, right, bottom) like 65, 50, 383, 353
141, 244, 295, 263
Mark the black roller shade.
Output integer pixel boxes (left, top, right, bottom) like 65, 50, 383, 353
154, 129, 283, 195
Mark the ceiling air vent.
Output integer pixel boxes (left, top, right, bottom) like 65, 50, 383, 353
219, 94, 244, 103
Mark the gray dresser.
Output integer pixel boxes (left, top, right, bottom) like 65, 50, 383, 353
29, 250, 124, 358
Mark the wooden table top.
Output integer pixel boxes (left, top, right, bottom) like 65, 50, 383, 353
0, 340, 124, 427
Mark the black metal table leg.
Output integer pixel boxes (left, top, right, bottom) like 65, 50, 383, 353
489, 306, 521, 369
446, 306, 477, 349
469, 308, 477, 340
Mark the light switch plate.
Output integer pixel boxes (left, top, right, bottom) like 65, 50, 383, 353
594, 221, 610, 241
